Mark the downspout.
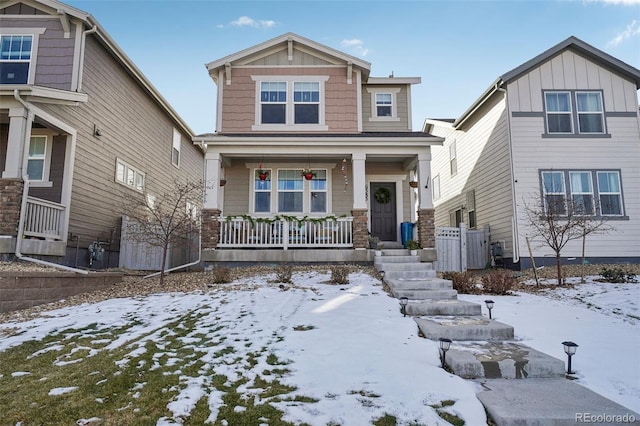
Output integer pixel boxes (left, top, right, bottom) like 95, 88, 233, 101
496, 82, 520, 264
77, 25, 97, 92
13, 90, 88, 274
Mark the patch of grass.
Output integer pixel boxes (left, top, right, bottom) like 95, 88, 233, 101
430, 400, 465, 426
373, 413, 397, 426
266, 353, 290, 366
349, 389, 381, 398
293, 324, 315, 331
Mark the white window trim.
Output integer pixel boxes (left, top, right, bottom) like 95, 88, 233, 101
541, 171, 567, 215
575, 91, 605, 134
432, 175, 441, 201
248, 163, 334, 214
366, 87, 401, 121
449, 141, 457, 177
569, 171, 594, 215
251, 75, 329, 131
596, 171, 624, 217
544, 91, 573, 134
26, 134, 53, 187
115, 158, 145, 192
172, 128, 181, 168
0, 28, 46, 85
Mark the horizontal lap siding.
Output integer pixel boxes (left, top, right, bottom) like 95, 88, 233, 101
362, 86, 411, 132
508, 51, 640, 258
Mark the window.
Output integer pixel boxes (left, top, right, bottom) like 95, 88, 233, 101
576, 92, 604, 133
449, 141, 457, 176
569, 172, 594, 215
293, 82, 319, 124
0, 35, 32, 84
309, 170, 327, 213
375, 93, 392, 117
450, 208, 462, 227
597, 172, 623, 216
539, 170, 625, 218
253, 76, 328, 130
277, 170, 303, 213
116, 159, 144, 191
251, 167, 329, 214
544, 92, 572, 133
541, 171, 566, 215
433, 175, 440, 201
466, 190, 476, 229
367, 87, 401, 121
172, 128, 181, 167
27, 136, 46, 181
254, 169, 271, 213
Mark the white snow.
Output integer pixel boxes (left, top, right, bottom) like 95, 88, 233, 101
48, 386, 78, 396
0, 270, 637, 425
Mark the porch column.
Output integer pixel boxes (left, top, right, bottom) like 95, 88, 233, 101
351, 153, 368, 249
417, 152, 435, 250
202, 151, 222, 250
2, 107, 32, 178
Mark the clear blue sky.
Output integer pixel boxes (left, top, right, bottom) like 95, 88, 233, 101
67, 0, 640, 134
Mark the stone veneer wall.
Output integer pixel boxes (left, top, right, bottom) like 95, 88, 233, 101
0, 179, 23, 236
351, 208, 369, 249
202, 209, 221, 249
417, 208, 435, 249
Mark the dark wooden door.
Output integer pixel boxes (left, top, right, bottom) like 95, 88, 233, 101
370, 182, 396, 241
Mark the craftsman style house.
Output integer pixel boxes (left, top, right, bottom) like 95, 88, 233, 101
196, 33, 442, 263
425, 37, 640, 268
0, 0, 203, 269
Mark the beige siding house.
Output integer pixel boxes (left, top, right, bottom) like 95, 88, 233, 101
426, 36, 640, 268
0, 0, 204, 269
196, 33, 443, 264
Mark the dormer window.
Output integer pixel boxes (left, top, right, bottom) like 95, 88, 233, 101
367, 87, 400, 121
252, 76, 328, 131
375, 93, 392, 117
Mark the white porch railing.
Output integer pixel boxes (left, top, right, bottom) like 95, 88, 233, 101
23, 196, 65, 241
218, 216, 353, 249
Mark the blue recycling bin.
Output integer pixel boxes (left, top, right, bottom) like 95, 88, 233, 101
401, 222, 414, 248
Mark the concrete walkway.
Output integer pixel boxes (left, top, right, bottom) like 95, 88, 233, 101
374, 249, 639, 425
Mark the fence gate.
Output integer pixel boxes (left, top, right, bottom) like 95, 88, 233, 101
435, 224, 489, 272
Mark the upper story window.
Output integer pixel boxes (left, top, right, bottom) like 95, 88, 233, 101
172, 128, 181, 168
0, 35, 32, 84
252, 76, 328, 131
543, 91, 606, 136
367, 87, 401, 121
116, 158, 145, 192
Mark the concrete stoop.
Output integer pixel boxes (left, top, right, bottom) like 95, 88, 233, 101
392, 288, 458, 300
476, 379, 640, 426
445, 342, 565, 379
405, 299, 482, 316
414, 316, 515, 341
386, 277, 452, 291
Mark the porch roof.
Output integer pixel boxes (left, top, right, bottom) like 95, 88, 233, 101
195, 131, 443, 141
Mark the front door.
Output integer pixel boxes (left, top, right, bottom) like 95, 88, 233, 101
370, 182, 396, 241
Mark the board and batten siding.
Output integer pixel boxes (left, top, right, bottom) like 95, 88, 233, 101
507, 51, 640, 259
430, 93, 514, 257
37, 35, 202, 250
362, 85, 412, 132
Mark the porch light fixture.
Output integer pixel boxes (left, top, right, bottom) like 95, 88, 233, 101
439, 338, 452, 369
399, 297, 408, 317
484, 299, 495, 319
562, 341, 578, 374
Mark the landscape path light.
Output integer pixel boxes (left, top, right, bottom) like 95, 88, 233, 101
484, 299, 495, 319
399, 297, 409, 317
562, 341, 578, 374
439, 338, 452, 369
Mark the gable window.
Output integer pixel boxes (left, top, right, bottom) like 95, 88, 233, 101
0, 35, 32, 84
116, 159, 145, 191
172, 128, 181, 168
544, 92, 572, 134
449, 141, 457, 176
367, 87, 401, 121
576, 92, 604, 133
539, 170, 625, 218
27, 135, 46, 181
432, 175, 441, 201
253, 76, 328, 131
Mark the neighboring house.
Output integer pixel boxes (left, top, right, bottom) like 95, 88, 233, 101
425, 36, 640, 269
195, 33, 443, 264
0, 0, 204, 269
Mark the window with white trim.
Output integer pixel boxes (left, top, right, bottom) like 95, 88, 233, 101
116, 159, 145, 191
432, 175, 440, 201
27, 135, 46, 181
375, 93, 392, 117
544, 91, 606, 135
253, 76, 328, 130
251, 167, 329, 214
172, 128, 181, 167
544, 92, 572, 134
277, 170, 303, 213
449, 141, 457, 176
309, 170, 327, 213
576, 92, 604, 133
367, 87, 401, 121
540, 170, 625, 217
254, 168, 272, 213
0, 35, 32, 84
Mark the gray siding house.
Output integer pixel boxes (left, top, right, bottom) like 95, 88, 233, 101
425, 36, 640, 269
0, 0, 204, 269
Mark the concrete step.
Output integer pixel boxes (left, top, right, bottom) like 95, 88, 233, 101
373, 255, 419, 266
386, 277, 452, 291
378, 248, 409, 256
392, 288, 458, 300
384, 270, 437, 280
405, 299, 481, 316
415, 316, 514, 341
444, 342, 565, 379
477, 378, 640, 426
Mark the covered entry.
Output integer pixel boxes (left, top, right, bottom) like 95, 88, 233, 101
370, 182, 396, 241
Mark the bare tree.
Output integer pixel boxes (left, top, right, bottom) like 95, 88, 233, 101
523, 195, 611, 285
121, 178, 203, 285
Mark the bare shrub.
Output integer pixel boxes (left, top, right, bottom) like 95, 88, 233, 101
480, 270, 516, 295
274, 265, 293, 284
209, 266, 232, 284
329, 265, 349, 285
442, 271, 478, 294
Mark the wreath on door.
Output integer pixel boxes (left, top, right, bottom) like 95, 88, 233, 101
374, 187, 391, 204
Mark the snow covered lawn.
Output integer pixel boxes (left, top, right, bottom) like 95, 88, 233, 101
0, 269, 637, 425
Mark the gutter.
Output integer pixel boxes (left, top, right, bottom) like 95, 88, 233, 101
12, 90, 88, 274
